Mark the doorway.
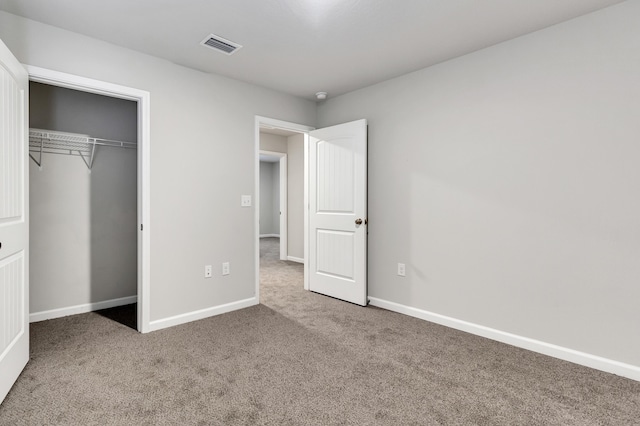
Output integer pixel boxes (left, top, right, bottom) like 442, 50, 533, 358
255, 117, 314, 302
255, 116, 369, 307
259, 150, 287, 260
27, 66, 151, 333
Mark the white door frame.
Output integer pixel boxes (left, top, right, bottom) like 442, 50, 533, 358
255, 116, 314, 301
259, 150, 288, 260
26, 65, 152, 333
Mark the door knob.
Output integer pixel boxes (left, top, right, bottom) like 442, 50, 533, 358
355, 218, 363, 225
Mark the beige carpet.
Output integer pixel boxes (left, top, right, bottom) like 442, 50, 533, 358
1, 237, 639, 425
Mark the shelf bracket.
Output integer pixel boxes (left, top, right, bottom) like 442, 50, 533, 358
29, 136, 44, 169
78, 139, 97, 172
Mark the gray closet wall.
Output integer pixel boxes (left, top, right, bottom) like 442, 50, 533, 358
29, 82, 138, 315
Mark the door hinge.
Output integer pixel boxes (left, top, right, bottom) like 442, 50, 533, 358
140, 224, 143, 231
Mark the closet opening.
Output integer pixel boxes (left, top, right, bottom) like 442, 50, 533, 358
27, 68, 150, 332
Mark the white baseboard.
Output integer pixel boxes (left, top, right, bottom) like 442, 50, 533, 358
148, 297, 258, 332
30, 295, 138, 323
368, 297, 640, 382
287, 256, 304, 263
260, 234, 279, 238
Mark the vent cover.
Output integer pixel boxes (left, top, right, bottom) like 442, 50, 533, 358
200, 34, 242, 55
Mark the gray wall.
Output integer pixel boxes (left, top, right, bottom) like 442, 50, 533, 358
286, 134, 304, 259
259, 161, 280, 236
0, 11, 317, 322
29, 82, 137, 313
318, 1, 640, 367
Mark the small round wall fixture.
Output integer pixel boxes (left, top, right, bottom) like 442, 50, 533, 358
315, 91, 328, 101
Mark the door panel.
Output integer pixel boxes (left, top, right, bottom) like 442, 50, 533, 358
0, 252, 25, 349
316, 229, 355, 280
317, 138, 355, 213
309, 119, 367, 306
0, 38, 29, 404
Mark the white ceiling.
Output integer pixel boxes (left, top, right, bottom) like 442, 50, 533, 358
0, 0, 625, 100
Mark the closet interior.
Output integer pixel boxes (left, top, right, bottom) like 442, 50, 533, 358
29, 82, 138, 326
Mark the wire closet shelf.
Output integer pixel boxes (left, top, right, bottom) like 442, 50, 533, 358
29, 128, 136, 171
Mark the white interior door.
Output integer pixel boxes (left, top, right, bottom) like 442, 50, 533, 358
309, 119, 367, 305
0, 39, 29, 404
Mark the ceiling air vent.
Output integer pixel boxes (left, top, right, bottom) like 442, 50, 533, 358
200, 34, 242, 55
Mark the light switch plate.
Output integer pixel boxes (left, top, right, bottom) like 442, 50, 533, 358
241, 195, 252, 207
397, 263, 406, 277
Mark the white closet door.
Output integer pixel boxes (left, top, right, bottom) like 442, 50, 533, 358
0, 38, 29, 404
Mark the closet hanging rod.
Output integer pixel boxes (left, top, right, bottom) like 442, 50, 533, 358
29, 128, 136, 171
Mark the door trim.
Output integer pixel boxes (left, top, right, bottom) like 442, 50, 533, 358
259, 150, 288, 260
26, 65, 152, 333
254, 116, 314, 301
